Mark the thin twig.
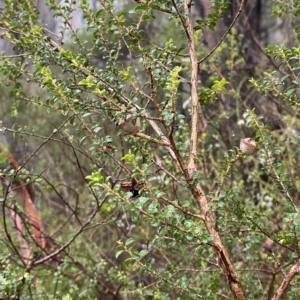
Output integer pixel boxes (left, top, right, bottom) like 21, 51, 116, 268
1, 53, 31, 58
198, 0, 245, 66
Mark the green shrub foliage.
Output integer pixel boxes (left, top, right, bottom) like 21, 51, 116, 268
0, 0, 300, 299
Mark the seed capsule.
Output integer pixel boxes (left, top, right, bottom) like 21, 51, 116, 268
118, 115, 141, 134
240, 138, 259, 155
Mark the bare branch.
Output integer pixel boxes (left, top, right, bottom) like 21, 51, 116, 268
272, 260, 300, 300
198, 0, 245, 66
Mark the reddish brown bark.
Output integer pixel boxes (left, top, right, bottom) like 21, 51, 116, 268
0, 143, 46, 250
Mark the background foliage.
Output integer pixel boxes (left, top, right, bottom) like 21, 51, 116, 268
1, 0, 300, 299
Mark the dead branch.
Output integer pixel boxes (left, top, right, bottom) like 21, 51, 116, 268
0, 143, 46, 250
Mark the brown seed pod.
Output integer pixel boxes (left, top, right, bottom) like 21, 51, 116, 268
118, 115, 141, 134
240, 138, 259, 155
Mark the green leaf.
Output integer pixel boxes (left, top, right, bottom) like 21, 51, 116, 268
142, 14, 155, 20
121, 152, 135, 163
148, 202, 160, 214
115, 250, 124, 259
139, 249, 149, 257
79, 136, 88, 145
125, 238, 135, 247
